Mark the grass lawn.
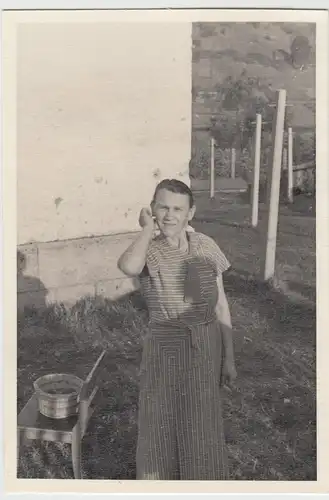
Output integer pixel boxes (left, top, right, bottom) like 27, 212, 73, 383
17, 194, 316, 480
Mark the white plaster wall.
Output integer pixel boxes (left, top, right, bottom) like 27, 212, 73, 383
17, 23, 192, 245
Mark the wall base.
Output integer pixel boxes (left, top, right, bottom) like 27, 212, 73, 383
17, 232, 139, 312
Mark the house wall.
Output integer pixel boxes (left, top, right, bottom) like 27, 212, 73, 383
17, 22, 192, 245
17, 22, 192, 308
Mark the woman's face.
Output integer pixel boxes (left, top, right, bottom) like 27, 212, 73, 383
152, 188, 195, 238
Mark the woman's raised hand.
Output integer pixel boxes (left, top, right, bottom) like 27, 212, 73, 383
139, 207, 155, 229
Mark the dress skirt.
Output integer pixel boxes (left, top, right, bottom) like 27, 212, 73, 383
136, 319, 229, 480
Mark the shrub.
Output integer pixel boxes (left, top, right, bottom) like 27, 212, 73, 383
191, 73, 315, 194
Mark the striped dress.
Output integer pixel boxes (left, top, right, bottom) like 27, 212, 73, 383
136, 230, 231, 480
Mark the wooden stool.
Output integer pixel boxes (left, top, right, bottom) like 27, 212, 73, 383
17, 349, 108, 479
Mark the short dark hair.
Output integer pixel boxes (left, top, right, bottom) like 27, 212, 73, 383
152, 179, 194, 208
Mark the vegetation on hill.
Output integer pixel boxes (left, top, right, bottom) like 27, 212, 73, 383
190, 22, 315, 193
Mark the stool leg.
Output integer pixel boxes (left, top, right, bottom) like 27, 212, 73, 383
72, 429, 82, 479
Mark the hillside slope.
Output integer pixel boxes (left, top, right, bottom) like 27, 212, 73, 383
191, 22, 316, 180
192, 22, 315, 130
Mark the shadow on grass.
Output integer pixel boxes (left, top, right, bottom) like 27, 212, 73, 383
288, 281, 316, 303
223, 268, 316, 368
224, 268, 315, 330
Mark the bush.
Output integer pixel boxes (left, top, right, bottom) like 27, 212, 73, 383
190, 74, 315, 189
295, 132, 315, 164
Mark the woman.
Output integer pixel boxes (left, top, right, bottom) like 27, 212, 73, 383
118, 179, 237, 480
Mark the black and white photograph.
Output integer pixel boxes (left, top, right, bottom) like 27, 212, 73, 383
3, 6, 328, 495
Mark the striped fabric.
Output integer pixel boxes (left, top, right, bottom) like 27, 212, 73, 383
137, 231, 231, 480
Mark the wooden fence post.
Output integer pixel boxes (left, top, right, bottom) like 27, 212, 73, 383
251, 113, 262, 227
287, 127, 294, 203
262, 89, 286, 281
231, 148, 236, 179
210, 136, 215, 199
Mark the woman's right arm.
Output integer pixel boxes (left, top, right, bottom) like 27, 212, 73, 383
117, 208, 155, 277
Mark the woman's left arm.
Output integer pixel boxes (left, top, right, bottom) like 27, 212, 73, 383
215, 273, 237, 384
